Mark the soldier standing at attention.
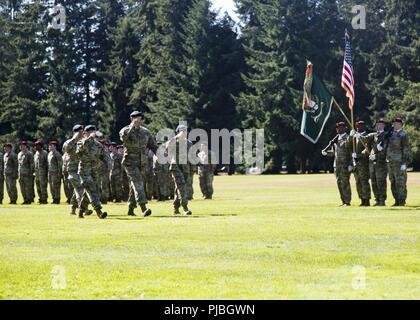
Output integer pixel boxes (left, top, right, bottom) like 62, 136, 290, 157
48, 141, 63, 204
350, 120, 372, 206
0, 149, 4, 204
167, 124, 193, 215
34, 140, 49, 204
120, 111, 158, 217
76, 125, 109, 219
109, 142, 123, 203
364, 119, 388, 206
384, 118, 411, 207
198, 141, 217, 200
18, 141, 35, 205
3, 143, 18, 204
322, 122, 352, 207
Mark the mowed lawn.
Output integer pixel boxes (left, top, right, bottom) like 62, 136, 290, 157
0, 173, 419, 300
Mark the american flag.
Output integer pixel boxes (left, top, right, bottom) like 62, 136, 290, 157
341, 30, 355, 110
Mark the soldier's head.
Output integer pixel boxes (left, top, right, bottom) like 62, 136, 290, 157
84, 125, 97, 138
20, 141, 29, 152
3, 143, 12, 153
110, 142, 117, 153
117, 145, 124, 155
392, 118, 403, 131
130, 111, 143, 128
73, 124, 84, 140
356, 120, 366, 133
176, 124, 188, 139
336, 122, 346, 134
49, 141, 58, 152
34, 140, 44, 151
375, 119, 385, 132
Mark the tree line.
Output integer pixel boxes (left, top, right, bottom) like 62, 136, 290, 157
0, 0, 418, 172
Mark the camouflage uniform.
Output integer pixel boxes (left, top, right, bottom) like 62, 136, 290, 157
186, 164, 195, 200
63, 137, 90, 212
120, 125, 157, 210
34, 149, 49, 203
48, 150, 63, 203
385, 130, 411, 204
198, 149, 217, 199
352, 132, 372, 203
4, 151, 18, 203
110, 151, 123, 202
121, 167, 130, 202
153, 152, 170, 201
18, 150, 35, 204
145, 149, 156, 200
0, 152, 4, 204
98, 147, 111, 203
76, 136, 111, 211
326, 133, 352, 205
62, 152, 74, 204
365, 131, 388, 204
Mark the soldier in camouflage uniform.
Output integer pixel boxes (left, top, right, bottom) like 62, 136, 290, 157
18, 141, 35, 205
120, 111, 158, 217
145, 148, 156, 201
153, 144, 170, 201
63, 125, 92, 217
198, 141, 217, 200
98, 140, 111, 204
109, 142, 123, 202
3, 143, 18, 204
167, 124, 193, 215
384, 118, 411, 207
322, 122, 352, 207
76, 125, 109, 219
34, 140, 49, 204
118, 145, 130, 201
0, 150, 3, 204
364, 119, 388, 206
350, 120, 372, 206
48, 141, 63, 204
62, 152, 74, 204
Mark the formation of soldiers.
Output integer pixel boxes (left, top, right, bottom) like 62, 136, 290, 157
322, 118, 411, 207
0, 111, 217, 219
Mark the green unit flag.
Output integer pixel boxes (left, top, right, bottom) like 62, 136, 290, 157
300, 61, 334, 144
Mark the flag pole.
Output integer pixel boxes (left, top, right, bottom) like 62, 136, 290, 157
332, 98, 353, 128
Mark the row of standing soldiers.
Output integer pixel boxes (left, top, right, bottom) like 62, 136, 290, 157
322, 117, 411, 207
0, 112, 216, 219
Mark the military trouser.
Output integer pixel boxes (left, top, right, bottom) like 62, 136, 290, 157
121, 171, 130, 202
29, 176, 35, 202
388, 161, 407, 202
5, 176, 17, 202
110, 174, 122, 201
186, 172, 194, 200
0, 177, 4, 202
48, 172, 62, 203
125, 163, 148, 209
145, 171, 155, 201
199, 171, 214, 198
369, 161, 387, 202
63, 171, 74, 203
335, 165, 351, 205
68, 171, 89, 210
79, 169, 102, 211
171, 167, 189, 209
35, 172, 48, 203
353, 161, 371, 200
156, 170, 169, 200
19, 175, 33, 203
99, 172, 110, 203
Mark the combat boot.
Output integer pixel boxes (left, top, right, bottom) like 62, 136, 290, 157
182, 205, 192, 216
127, 207, 136, 216
392, 200, 400, 207
84, 209, 93, 216
140, 203, 152, 217
95, 208, 108, 219
69, 206, 77, 216
77, 209, 84, 219
399, 200, 406, 207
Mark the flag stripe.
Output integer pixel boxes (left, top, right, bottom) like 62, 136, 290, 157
341, 31, 354, 109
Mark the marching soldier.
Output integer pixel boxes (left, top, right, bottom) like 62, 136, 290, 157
0, 149, 3, 204
384, 118, 411, 207
48, 141, 63, 204
3, 143, 18, 204
34, 140, 49, 204
118, 145, 130, 201
167, 124, 193, 215
62, 152, 74, 204
198, 141, 217, 200
322, 122, 352, 207
145, 148, 156, 200
350, 120, 372, 206
18, 141, 35, 205
98, 140, 111, 204
153, 142, 170, 201
364, 119, 388, 206
76, 125, 109, 219
120, 111, 157, 217
109, 142, 123, 203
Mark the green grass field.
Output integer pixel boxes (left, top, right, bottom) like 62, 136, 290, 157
0, 173, 419, 300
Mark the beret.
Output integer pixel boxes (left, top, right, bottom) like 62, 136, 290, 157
356, 120, 366, 126
376, 119, 385, 124
73, 124, 83, 133
84, 125, 96, 132
393, 118, 403, 123
34, 140, 44, 146
20, 141, 29, 145
176, 124, 188, 133
49, 140, 59, 146
130, 111, 143, 118
3, 143, 13, 148
111, 142, 117, 147
336, 122, 346, 128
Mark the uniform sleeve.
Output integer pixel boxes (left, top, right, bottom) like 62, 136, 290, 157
30, 153, 35, 173
402, 133, 411, 165
147, 132, 158, 154
57, 153, 63, 173
63, 138, 77, 154
120, 126, 135, 143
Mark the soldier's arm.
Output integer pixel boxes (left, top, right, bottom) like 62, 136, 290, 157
402, 133, 411, 165
57, 153, 63, 173
147, 132, 158, 154
63, 138, 78, 154
120, 125, 135, 143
